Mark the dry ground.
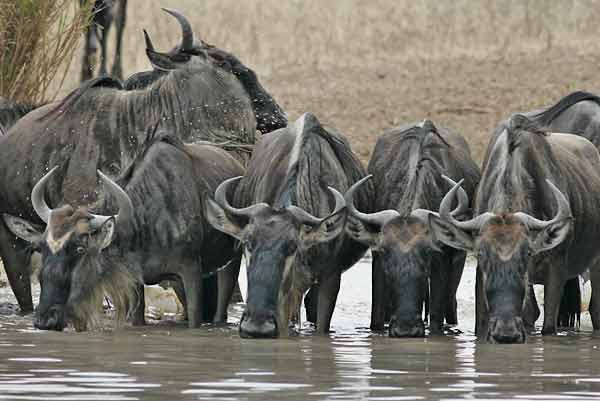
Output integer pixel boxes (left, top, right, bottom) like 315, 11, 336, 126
56, 1, 600, 165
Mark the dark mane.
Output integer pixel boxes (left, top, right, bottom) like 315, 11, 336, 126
116, 122, 187, 187
0, 98, 40, 131
276, 114, 370, 212
532, 91, 600, 127
38, 77, 123, 121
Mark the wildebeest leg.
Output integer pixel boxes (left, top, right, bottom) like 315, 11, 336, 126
98, 19, 111, 76
0, 220, 33, 313
523, 284, 540, 331
181, 265, 203, 328
304, 286, 318, 324
429, 264, 447, 335
131, 284, 145, 326
316, 271, 341, 334
541, 271, 566, 335
371, 255, 385, 331
589, 267, 600, 330
202, 274, 218, 322
475, 268, 487, 338
110, 0, 127, 79
171, 279, 188, 321
445, 252, 466, 326
81, 26, 95, 81
214, 256, 241, 323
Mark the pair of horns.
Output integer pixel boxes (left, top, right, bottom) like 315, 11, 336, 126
32, 167, 133, 230
213, 176, 345, 226
144, 8, 194, 53
344, 174, 468, 228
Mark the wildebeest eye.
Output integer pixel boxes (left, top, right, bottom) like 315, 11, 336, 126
76, 246, 86, 255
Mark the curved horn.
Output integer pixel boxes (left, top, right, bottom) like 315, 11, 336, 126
513, 179, 572, 230
441, 175, 469, 216
162, 8, 194, 52
439, 178, 494, 231
214, 176, 270, 218
90, 171, 134, 229
31, 166, 58, 224
344, 175, 400, 228
287, 186, 346, 226
143, 29, 155, 51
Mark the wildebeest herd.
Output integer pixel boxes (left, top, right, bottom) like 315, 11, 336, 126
2, 7, 600, 344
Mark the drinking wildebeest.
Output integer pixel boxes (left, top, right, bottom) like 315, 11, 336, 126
493, 91, 600, 328
343, 120, 480, 337
433, 114, 600, 343
0, 8, 284, 314
206, 113, 373, 338
3, 131, 244, 330
81, 0, 128, 81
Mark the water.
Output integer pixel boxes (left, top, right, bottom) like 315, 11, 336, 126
1, 257, 599, 401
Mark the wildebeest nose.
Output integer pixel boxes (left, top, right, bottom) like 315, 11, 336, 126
389, 317, 425, 338
490, 317, 525, 344
34, 307, 65, 331
239, 313, 278, 339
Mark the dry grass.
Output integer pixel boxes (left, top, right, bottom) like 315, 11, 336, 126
0, 0, 90, 103
59, 1, 600, 163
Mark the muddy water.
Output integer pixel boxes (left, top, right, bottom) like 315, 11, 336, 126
1, 257, 600, 401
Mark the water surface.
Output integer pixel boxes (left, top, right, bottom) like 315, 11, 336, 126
1, 257, 599, 401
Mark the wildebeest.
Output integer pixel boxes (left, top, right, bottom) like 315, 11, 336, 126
81, 0, 128, 81
433, 114, 600, 343
0, 8, 285, 313
3, 132, 244, 330
343, 120, 480, 337
492, 91, 600, 327
206, 113, 373, 338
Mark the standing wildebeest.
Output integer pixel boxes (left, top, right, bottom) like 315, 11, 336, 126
81, 0, 128, 81
206, 113, 373, 338
343, 120, 480, 337
3, 133, 244, 330
0, 8, 284, 314
432, 114, 600, 343
492, 91, 600, 327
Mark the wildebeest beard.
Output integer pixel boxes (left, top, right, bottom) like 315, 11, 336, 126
50, 248, 140, 331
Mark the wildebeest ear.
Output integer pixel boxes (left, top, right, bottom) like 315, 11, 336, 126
205, 198, 248, 241
92, 218, 115, 251
529, 218, 571, 255
345, 214, 382, 250
428, 214, 473, 251
301, 209, 346, 249
2, 214, 43, 244
146, 49, 176, 71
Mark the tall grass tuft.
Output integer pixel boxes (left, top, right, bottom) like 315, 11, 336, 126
0, 0, 90, 103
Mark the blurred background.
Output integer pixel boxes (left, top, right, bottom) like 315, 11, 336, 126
8, 0, 600, 163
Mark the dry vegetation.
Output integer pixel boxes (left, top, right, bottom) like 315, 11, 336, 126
0, 0, 90, 103
59, 0, 600, 163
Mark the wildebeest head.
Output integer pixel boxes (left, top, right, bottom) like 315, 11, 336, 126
144, 8, 287, 134
206, 177, 346, 338
344, 175, 468, 337
430, 178, 572, 343
3, 167, 137, 331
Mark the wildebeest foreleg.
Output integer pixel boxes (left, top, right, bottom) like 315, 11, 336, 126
316, 271, 341, 334
98, 20, 111, 76
131, 284, 145, 326
111, 0, 127, 79
429, 265, 448, 334
214, 255, 241, 323
542, 271, 566, 335
589, 267, 600, 330
181, 264, 203, 328
523, 284, 540, 331
0, 219, 33, 313
370, 254, 386, 331
475, 268, 487, 338
81, 28, 95, 81
303, 286, 318, 324
445, 253, 466, 326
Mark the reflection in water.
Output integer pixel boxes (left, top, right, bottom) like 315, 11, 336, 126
0, 258, 600, 400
